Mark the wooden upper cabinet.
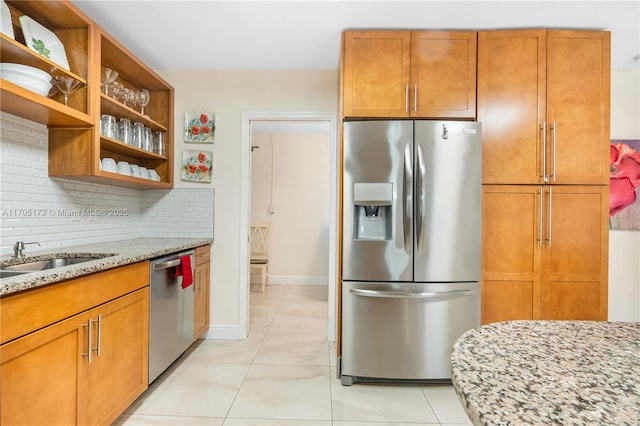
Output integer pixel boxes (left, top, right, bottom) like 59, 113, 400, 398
478, 30, 546, 184
410, 31, 476, 118
341, 30, 477, 118
1, 0, 175, 190
478, 29, 610, 184
546, 30, 611, 185
342, 31, 411, 117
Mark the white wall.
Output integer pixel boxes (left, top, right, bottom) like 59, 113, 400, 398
158, 70, 337, 336
0, 112, 214, 256
608, 69, 640, 322
250, 132, 330, 284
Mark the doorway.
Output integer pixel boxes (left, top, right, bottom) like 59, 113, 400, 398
240, 112, 338, 341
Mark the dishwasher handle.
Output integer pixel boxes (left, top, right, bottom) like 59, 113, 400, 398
349, 288, 474, 300
153, 259, 182, 270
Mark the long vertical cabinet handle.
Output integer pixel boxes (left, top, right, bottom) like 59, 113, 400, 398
415, 144, 425, 253
83, 319, 93, 363
548, 187, 553, 246
414, 84, 418, 112
539, 187, 544, 247
551, 121, 557, 182
96, 314, 102, 357
402, 143, 413, 254
541, 122, 548, 182
405, 85, 409, 113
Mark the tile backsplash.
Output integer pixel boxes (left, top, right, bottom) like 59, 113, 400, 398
0, 112, 214, 256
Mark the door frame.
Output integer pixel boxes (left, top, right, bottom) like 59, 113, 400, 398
239, 111, 339, 341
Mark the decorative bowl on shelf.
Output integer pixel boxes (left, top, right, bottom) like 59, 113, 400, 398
0, 63, 52, 96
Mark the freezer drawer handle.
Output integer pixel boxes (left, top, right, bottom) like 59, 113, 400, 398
349, 288, 474, 299
153, 259, 182, 270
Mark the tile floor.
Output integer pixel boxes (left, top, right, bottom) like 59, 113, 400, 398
115, 284, 472, 426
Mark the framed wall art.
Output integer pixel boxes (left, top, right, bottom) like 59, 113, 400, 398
184, 111, 215, 143
181, 150, 212, 183
610, 139, 640, 231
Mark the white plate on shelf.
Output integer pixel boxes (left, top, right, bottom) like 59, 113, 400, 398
0, 1, 14, 39
0, 63, 52, 96
19, 15, 70, 71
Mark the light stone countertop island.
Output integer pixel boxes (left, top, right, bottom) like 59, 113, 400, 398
0, 237, 213, 296
451, 321, 640, 425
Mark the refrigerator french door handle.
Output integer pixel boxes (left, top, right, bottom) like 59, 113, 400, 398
416, 144, 425, 253
349, 288, 475, 299
403, 143, 413, 254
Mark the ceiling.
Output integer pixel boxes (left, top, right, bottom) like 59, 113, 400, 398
71, 1, 640, 71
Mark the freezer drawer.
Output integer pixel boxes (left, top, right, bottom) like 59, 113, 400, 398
341, 281, 480, 385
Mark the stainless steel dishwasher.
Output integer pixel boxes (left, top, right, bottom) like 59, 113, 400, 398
149, 250, 195, 383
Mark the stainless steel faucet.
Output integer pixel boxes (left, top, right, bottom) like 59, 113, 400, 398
13, 241, 41, 258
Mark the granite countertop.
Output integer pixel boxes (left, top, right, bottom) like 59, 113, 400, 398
451, 321, 640, 425
0, 238, 213, 296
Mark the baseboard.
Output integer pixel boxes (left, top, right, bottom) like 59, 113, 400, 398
204, 324, 240, 340
264, 275, 329, 285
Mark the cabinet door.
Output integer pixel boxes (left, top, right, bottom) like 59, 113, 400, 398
478, 30, 546, 184
481, 185, 542, 324
0, 312, 91, 425
342, 31, 411, 117
546, 31, 610, 185
410, 31, 477, 118
90, 288, 149, 426
541, 186, 609, 320
194, 260, 211, 340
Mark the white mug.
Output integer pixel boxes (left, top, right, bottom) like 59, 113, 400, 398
101, 157, 117, 172
130, 164, 141, 178
117, 161, 131, 176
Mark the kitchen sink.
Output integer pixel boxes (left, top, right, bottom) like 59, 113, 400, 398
1, 254, 116, 274
0, 270, 28, 279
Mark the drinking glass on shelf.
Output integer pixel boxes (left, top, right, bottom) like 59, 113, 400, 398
119, 118, 132, 144
135, 89, 150, 117
108, 81, 123, 100
51, 75, 83, 106
121, 88, 135, 108
101, 67, 118, 95
132, 122, 144, 149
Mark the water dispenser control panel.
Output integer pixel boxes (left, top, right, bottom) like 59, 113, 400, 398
353, 182, 393, 241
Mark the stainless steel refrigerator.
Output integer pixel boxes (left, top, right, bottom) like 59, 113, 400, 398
341, 120, 481, 385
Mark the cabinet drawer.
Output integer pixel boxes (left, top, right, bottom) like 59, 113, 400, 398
195, 244, 211, 266
1, 261, 149, 344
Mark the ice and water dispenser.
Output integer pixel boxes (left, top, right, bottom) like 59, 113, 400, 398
352, 183, 393, 241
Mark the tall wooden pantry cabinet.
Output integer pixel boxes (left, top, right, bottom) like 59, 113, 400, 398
478, 29, 610, 323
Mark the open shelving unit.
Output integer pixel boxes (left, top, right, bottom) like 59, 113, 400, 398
1, 0, 174, 189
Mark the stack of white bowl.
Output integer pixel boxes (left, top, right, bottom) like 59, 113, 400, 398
0, 63, 52, 96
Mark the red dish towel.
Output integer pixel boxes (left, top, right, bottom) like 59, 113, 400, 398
174, 255, 193, 289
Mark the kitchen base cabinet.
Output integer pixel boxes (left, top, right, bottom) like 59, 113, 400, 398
1, 310, 90, 425
0, 263, 149, 426
482, 185, 608, 324
194, 244, 211, 340
91, 288, 149, 425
